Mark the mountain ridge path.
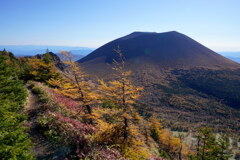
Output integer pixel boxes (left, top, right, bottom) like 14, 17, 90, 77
24, 84, 65, 160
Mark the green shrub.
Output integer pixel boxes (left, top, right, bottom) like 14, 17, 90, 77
0, 53, 34, 159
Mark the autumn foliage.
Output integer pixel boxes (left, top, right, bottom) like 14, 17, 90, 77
34, 49, 191, 160
19, 49, 232, 160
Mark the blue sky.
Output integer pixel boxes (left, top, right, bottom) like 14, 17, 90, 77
1, 0, 240, 51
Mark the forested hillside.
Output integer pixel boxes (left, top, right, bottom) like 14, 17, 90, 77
0, 49, 238, 159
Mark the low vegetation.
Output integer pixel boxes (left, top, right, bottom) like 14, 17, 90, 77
0, 50, 34, 159
0, 49, 237, 159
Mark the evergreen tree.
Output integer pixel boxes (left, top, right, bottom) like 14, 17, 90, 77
215, 134, 232, 160
190, 127, 232, 160
0, 54, 34, 159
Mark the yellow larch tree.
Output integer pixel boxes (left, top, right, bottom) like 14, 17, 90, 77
149, 115, 163, 143
48, 51, 98, 123
28, 57, 60, 82
98, 46, 143, 140
149, 115, 189, 159
97, 47, 150, 159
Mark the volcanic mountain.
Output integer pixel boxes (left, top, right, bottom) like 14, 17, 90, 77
78, 31, 240, 133
78, 31, 239, 68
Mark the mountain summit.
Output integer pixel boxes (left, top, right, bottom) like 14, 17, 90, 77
78, 31, 238, 68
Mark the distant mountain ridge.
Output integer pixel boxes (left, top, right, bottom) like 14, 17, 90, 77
226, 57, 240, 63
218, 52, 240, 63
218, 51, 240, 57
0, 45, 94, 57
78, 31, 239, 68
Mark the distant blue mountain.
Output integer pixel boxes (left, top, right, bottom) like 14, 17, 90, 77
0, 45, 94, 57
56, 53, 85, 61
225, 56, 240, 63
218, 52, 240, 63
218, 51, 240, 57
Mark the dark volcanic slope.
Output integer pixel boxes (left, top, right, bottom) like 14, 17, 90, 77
77, 31, 240, 132
78, 31, 239, 68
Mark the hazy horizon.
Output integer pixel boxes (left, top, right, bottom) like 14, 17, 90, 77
1, 42, 240, 53
1, 44, 240, 61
